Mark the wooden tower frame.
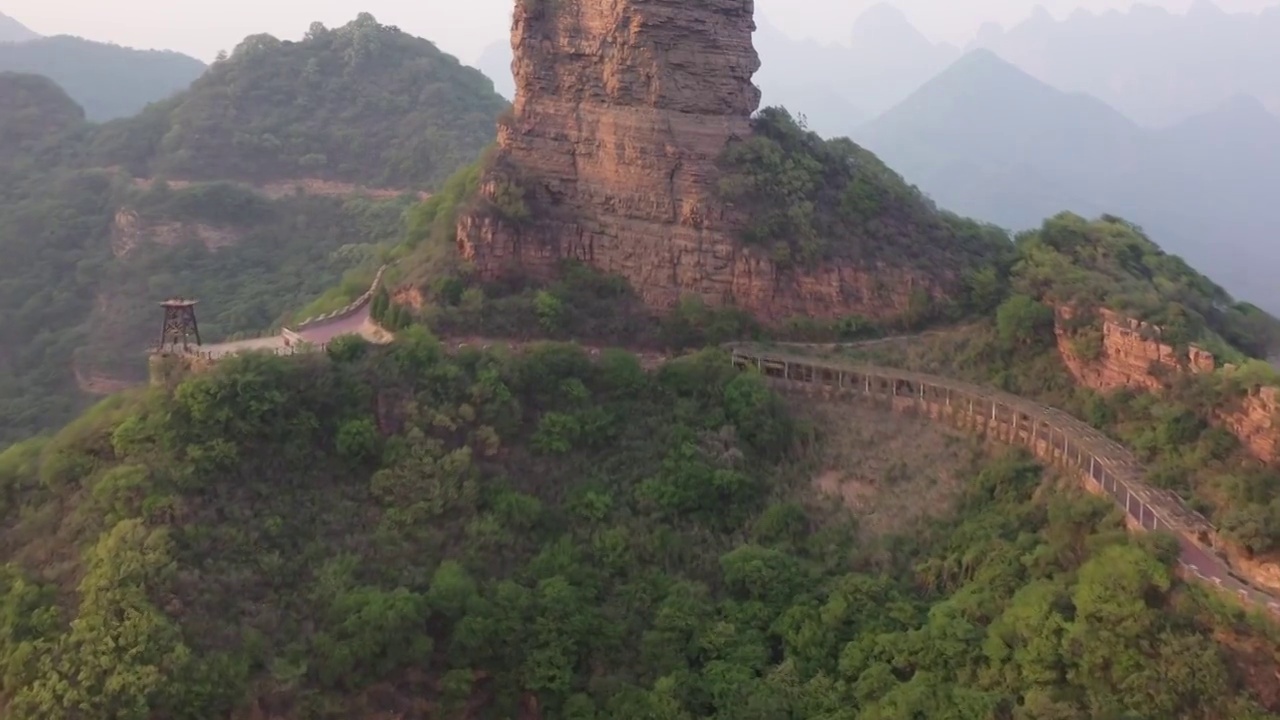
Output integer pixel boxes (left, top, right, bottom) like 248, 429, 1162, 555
158, 299, 202, 350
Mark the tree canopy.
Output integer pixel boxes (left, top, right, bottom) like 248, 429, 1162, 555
0, 339, 1274, 717
88, 14, 509, 189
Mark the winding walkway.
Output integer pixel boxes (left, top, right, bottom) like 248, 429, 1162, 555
187, 306, 384, 359
174, 268, 391, 360
728, 343, 1280, 618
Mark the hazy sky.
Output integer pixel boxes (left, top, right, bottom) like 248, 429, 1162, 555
5, 0, 1279, 64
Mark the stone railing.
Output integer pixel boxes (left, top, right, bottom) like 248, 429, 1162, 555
728, 346, 1280, 617
292, 265, 388, 332
171, 342, 330, 361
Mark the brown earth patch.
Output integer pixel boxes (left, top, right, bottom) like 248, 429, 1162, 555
796, 398, 983, 538
129, 175, 429, 202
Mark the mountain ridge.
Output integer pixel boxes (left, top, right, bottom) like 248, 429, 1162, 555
0, 35, 204, 121
0, 11, 38, 43
855, 47, 1280, 314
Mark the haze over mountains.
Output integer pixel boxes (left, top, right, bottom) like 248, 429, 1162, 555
972, 1, 1280, 126
735, 1, 1280, 312
0, 11, 37, 42
856, 49, 1280, 312
0, 37, 205, 121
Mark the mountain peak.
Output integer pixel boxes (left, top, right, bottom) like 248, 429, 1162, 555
850, 3, 930, 48
1027, 4, 1055, 24
1187, 0, 1225, 17
92, 14, 507, 188
0, 11, 39, 42
947, 47, 1024, 78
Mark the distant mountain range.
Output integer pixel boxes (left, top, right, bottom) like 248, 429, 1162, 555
0, 35, 205, 120
475, 39, 513, 100
971, 1, 1280, 127
754, 6, 956, 138
856, 49, 1280, 314
749, 1, 1280, 134
0, 11, 38, 43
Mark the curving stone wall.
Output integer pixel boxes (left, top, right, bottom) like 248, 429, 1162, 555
291, 265, 388, 333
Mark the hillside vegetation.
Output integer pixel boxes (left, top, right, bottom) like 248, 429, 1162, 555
90, 13, 508, 189
718, 107, 1010, 272
0, 337, 1275, 717
821, 212, 1280, 557
0, 35, 205, 121
0, 73, 88, 171
0, 14, 505, 445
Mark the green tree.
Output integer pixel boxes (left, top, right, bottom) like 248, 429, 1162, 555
996, 295, 1055, 348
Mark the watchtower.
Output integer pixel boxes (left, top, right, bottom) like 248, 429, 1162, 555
157, 299, 202, 352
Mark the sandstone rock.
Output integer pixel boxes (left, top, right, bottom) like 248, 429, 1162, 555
1054, 306, 1214, 392
1216, 385, 1280, 465
456, 0, 952, 324
1055, 304, 1280, 466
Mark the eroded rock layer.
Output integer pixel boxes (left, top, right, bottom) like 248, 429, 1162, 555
1054, 306, 1215, 392
1055, 305, 1280, 464
457, 0, 945, 322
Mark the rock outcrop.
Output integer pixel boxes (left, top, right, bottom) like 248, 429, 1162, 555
1055, 306, 1215, 392
456, 0, 950, 323
111, 208, 242, 258
1056, 305, 1280, 465
1216, 385, 1280, 465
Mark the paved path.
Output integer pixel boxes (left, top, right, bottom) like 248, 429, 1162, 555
732, 343, 1280, 618
190, 306, 385, 360
295, 306, 377, 345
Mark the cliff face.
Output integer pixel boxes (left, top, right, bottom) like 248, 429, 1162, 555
1217, 386, 1280, 465
1055, 306, 1216, 392
1056, 305, 1280, 464
456, 0, 946, 323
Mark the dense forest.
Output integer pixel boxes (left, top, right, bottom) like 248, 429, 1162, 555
0, 334, 1275, 718
0, 13, 508, 445
89, 14, 509, 188
0, 35, 205, 121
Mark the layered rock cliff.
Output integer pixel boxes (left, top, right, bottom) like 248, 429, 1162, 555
456, 0, 958, 323
1055, 305, 1280, 464
1217, 386, 1280, 465
1054, 306, 1216, 392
